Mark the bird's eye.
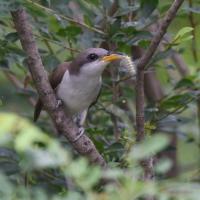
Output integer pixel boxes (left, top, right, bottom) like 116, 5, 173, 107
87, 53, 99, 61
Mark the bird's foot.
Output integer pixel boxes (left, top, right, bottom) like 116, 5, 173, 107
56, 99, 63, 108
72, 127, 85, 143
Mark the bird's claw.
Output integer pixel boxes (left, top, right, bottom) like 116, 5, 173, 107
72, 127, 85, 143
56, 99, 63, 108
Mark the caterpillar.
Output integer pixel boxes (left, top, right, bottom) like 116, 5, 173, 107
119, 55, 136, 77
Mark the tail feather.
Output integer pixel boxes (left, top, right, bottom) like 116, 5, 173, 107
34, 99, 43, 122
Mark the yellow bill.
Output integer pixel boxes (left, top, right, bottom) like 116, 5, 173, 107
101, 54, 122, 62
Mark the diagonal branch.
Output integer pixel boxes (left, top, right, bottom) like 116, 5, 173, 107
25, 0, 105, 35
136, 0, 184, 71
11, 8, 106, 167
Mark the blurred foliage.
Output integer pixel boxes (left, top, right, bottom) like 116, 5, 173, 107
0, 0, 200, 199
1, 112, 200, 200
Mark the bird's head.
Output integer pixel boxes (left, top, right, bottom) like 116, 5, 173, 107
69, 48, 121, 76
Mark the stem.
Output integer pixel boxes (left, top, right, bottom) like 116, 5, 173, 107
136, 69, 145, 142
43, 39, 55, 55
197, 99, 200, 167
67, 38, 74, 58
188, 0, 198, 62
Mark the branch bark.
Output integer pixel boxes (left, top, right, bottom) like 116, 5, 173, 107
134, 0, 184, 189
136, 0, 184, 71
11, 8, 106, 167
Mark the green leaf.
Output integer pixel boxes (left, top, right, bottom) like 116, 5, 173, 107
0, 113, 69, 170
155, 158, 172, 174
127, 30, 152, 45
140, 0, 159, 18
148, 49, 173, 66
5, 32, 18, 43
170, 27, 193, 45
129, 134, 170, 160
175, 77, 194, 89
84, 15, 93, 26
113, 5, 139, 17
41, 0, 51, 7
105, 142, 125, 160
0, 0, 21, 15
57, 26, 82, 39
67, 158, 101, 190
0, 59, 9, 68
175, 27, 193, 38
43, 54, 60, 71
160, 93, 194, 110
0, 147, 20, 175
82, 0, 100, 6
24, 1, 48, 18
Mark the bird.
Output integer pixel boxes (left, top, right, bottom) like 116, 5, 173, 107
34, 48, 122, 139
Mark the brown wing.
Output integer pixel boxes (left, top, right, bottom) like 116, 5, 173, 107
33, 62, 70, 122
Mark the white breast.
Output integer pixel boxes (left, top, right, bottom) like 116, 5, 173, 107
57, 70, 102, 116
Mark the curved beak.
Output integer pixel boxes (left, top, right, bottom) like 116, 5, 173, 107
101, 54, 122, 62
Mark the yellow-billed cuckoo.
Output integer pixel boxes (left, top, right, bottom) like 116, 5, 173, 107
34, 48, 121, 137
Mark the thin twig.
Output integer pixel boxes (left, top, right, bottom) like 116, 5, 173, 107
43, 39, 55, 55
11, 8, 107, 167
25, 0, 105, 35
34, 33, 80, 53
197, 98, 200, 166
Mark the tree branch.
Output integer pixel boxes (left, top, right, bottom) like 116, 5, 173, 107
134, 0, 184, 192
11, 8, 106, 167
136, 0, 184, 70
